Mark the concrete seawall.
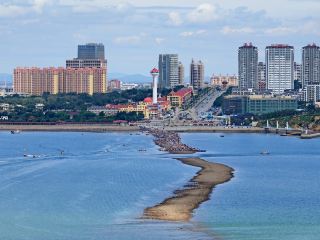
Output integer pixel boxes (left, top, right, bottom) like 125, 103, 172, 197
0, 124, 140, 132
164, 126, 265, 133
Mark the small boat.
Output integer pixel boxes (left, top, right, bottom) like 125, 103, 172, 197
24, 154, 40, 158
11, 130, 21, 134
280, 133, 287, 137
220, 135, 225, 138
138, 149, 147, 152
260, 151, 270, 155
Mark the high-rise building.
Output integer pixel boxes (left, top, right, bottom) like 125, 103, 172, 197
14, 67, 106, 95
158, 54, 179, 89
67, 43, 107, 68
257, 62, 266, 91
190, 59, 204, 94
238, 43, 258, 91
266, 44, 294, 94
294, 62, 302, 89
178, 62, 184, 85
302, 44, 320, 86
78, 43, 105, 60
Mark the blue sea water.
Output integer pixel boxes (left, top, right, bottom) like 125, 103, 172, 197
0, 131, 319, 240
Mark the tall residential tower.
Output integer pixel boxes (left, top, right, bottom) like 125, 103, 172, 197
266, 44, 294, 94
302, 43, 320, 86
190, 59, 204, 94
158, 54, 179, 89
238, 43, 258, 91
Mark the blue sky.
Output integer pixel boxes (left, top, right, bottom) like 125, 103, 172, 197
0, 0, 319, 76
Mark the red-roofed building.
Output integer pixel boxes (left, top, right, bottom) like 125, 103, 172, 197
167, 88, 193, 108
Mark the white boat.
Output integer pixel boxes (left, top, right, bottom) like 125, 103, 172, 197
260, 151, 270, 155
11, 130, 21, 134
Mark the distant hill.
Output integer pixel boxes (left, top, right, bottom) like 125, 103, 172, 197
109, 73, 150, 83
0, 73, 12, 86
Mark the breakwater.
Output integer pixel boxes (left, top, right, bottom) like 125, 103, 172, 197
146, 128, 203, 154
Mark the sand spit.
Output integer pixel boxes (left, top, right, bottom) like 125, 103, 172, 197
143, 157, 234, 222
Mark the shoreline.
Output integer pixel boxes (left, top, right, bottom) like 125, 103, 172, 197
0, 124, 265, 133
0, 124, 140, 132
143, 157, 234, 222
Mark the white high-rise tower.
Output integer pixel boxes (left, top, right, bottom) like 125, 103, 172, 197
151, 68, 159, 104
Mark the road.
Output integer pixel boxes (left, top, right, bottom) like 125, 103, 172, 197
173, 88, 226, 123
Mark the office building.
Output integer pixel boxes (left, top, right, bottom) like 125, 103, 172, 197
14, 67, 106, 96
67, 43, 107, 68
266, 44, 294, 94
222, 95, 298, 115
238, 43, 258, 91
190, 59, 204, 94
302, 44, 320, 86
158, 54, 179, 89
78, 43, 105, 60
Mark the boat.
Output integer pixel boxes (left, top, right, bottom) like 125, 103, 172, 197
260, 151, 270, 155
280, 133, 287, 137
138, 149, 147, 152
220, 135, 225, 138
11, 130, 21, 134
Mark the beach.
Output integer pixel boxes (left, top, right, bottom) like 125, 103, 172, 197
143, 157, 234, 221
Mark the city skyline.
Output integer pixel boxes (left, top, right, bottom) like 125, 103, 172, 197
0, 0, 319, 76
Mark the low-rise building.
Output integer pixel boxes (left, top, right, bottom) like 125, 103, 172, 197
120, 83, 139, 91
106, 97, 171, 119
167, 88, 193, 108
211, 75, 238, 88
223, 95, 298, 115
108, 79, 121, 91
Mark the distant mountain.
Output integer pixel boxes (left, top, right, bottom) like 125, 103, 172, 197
108, 73, 150, 83
0, 73, 12, 87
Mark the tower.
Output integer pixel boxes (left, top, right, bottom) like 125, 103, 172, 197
151, 68, 159, 104
190, 59, 204, 94
238, 43, 258, 91
158, 54, 179, 89
266, 44, 294, 94
302, 43, 320, 87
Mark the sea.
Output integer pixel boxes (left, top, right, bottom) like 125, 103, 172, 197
0, 131, 319, 240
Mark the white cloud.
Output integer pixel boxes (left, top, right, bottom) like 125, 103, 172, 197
187, 3, 217, 23
168, 11, 183, 26
180, 29, 207, 37
114, 35, 142, 45
32, 0, 52, 13
221, 26, 255, 34
155, 37, 165, 44
0, 5, 29, 17
264, 26, 297, 35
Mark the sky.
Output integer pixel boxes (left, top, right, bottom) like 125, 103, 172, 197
0, 0, 319, 77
